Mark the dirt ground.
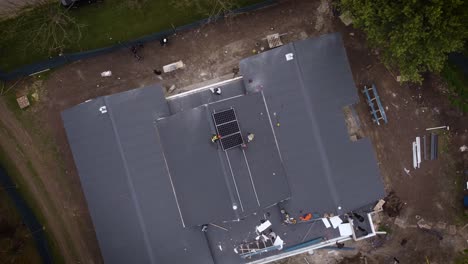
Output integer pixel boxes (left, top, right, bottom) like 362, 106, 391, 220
0, 0, 41, 17
0, 0, 467, 263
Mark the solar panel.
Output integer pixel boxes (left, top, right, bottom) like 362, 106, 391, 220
217, 121, 240, 137
213, 108, 244, 150
213, 109, 236, 125
221, 133, 244, 150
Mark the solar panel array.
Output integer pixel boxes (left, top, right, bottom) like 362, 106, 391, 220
214, 109, 236, 125
213, 109, 244, 150
217, 121, 240, 137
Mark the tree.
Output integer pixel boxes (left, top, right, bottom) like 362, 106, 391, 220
340, 0, 468, 83
2, 1, 83, 56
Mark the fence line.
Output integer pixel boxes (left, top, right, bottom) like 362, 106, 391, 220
0, 0, 277, 81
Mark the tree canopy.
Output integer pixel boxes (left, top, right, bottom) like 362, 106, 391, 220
340, 0, 468, 83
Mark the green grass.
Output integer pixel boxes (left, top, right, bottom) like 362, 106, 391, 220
377, 225, 392, 234
442, 62, 468, 112
455, 249, 468, 264
0, 0, 264, 71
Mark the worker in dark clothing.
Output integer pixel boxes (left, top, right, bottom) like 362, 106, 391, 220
211, 134, 221, 143
210, 87, 222, 95
160, 37, 168, 46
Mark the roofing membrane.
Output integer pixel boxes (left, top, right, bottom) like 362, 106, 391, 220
61, 33, 385, 264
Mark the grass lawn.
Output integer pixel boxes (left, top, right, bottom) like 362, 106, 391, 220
0, 0, 264, 71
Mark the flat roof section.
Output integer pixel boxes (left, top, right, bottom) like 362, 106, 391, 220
156, 105, 239, 226
208, 92, 290, 213
62, 85, 215, 264
156, 92, 291, 225
239, 33, 385, 216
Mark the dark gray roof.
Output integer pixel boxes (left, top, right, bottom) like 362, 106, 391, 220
61, 33, 385, 264
156, 91, 290, 226
240, 33, 384, 215
62, 86, 214, 264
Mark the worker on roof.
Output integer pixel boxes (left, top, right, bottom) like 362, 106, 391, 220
210, 87, 222, 95
211, 134, 221, 143
299, 213, 312, 221
247, 133, 255, 143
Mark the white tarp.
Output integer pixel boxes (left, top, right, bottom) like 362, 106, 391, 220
256, 220, 272, 233
338, 223, 353, 237
329, 216, 343, 229
321, 218, 331, 228
273, 235, 284, 250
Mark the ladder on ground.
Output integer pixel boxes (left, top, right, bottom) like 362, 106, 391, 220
362, 84, 388, 125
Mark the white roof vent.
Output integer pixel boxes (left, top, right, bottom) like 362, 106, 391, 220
99, 106, 107, 114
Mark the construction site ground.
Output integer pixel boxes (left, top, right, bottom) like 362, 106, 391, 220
0, 0, 467, 263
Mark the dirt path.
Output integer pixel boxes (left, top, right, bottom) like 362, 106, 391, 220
0, 98, 99, 263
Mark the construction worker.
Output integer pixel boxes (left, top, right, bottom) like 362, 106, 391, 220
280, 209, 296, 225
247, 133, 255, 143
211, 134, 221, 143
299, 213, 312, 221
210, 87, 222, 95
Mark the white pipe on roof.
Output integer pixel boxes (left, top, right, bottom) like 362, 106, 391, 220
166, 76, 243, 100
412, 141, 417, 169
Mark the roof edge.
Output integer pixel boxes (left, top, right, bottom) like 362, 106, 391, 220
167, 76, 243, 100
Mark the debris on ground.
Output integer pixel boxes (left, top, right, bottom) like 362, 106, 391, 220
403, 168, 410, 176
425, 125, 449, 131
100, 71, 112, 77
16, 95, 30, 109
460, 145, 467, 152
266, 33, 284, 48
373, 199, 385, 212
383, 192, 403, 217
30, 91, 39, 102
339, 11, 353, 26
163, 60, 185, 73
416, 218, 432, 230
168, 85, 176, 94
